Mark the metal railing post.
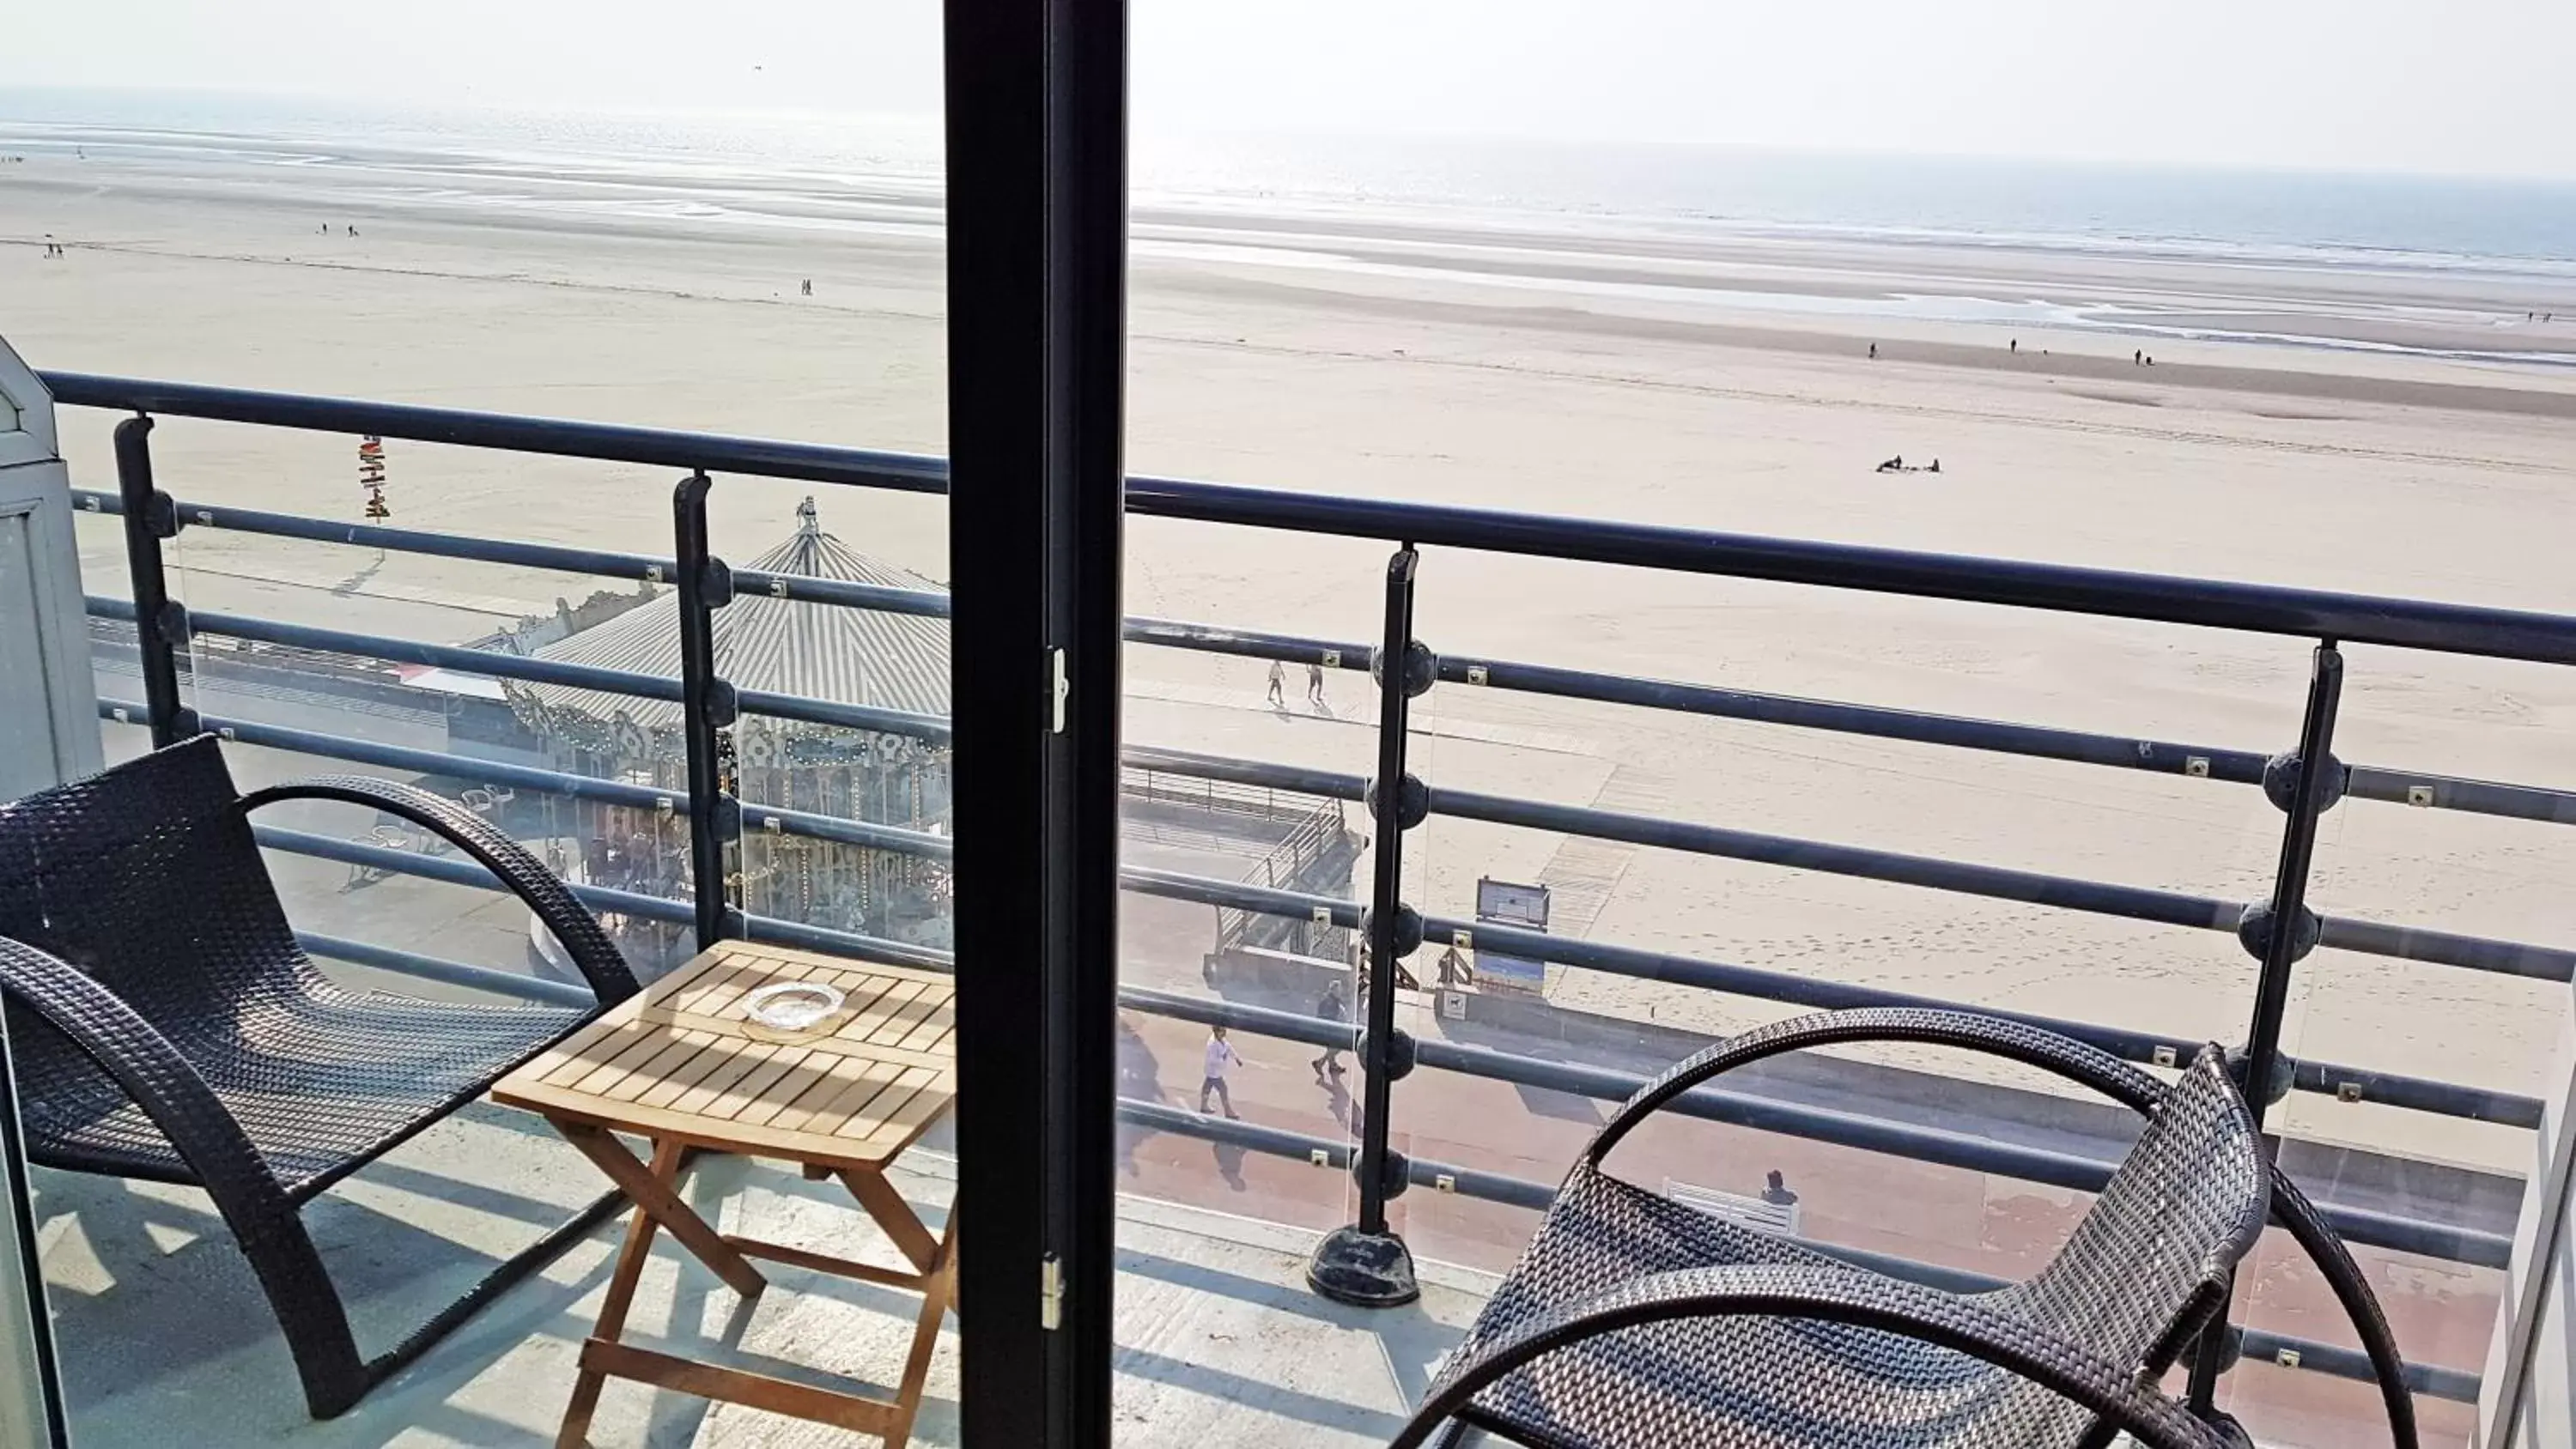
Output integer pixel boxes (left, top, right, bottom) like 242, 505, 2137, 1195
1308, 543, 1429, 1307
2188, 640, 2344, 1411
111, 415, 191, 748
671, 471, 740, 950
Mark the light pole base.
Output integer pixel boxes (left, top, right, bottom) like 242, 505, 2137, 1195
1307, 1224, 1419, 1307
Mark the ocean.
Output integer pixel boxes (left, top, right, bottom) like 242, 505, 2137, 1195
8, 86, 2576, 364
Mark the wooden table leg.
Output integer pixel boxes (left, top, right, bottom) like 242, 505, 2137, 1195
556, 1138, 683, 1449
878, 1205, 958, 1449
560, 1124, 767, 1298
840, 1167, 942, 1276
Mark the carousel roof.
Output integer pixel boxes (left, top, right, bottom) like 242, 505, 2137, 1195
511, 498, 949, 737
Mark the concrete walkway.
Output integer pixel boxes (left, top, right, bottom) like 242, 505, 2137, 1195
37, 1107, 1482, 1448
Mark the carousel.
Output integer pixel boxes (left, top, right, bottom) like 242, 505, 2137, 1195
505, 498, 951, 971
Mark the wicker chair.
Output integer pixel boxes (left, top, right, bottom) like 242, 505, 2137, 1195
0, 736, 641, 1417
1392, 1008, 2418, 1449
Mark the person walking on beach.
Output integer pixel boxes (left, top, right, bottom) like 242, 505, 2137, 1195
2134, 349, 2142, 365
1200, 1026, 1244, 1119
1267, 660, 1286, 709
1868, 343, 1877, 360
801, 278, 812, 296
1311, 978, 1348, 1079
2008, 338, 2017, 354
1306, 661, 1327, 707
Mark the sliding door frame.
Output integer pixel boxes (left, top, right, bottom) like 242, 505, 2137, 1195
945, 0, 1128, 1445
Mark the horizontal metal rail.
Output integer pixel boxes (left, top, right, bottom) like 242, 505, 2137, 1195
78, 487, 2576, 830
1118, 863, 2539, 1127
1115, 1098, 2481, 1404
226, 818, 2512, 1275
41, 373, 950, 494
294, 930, 598, 1008
1434, 782, 2237, 931
1121, 741, 2576, 987
1121, 475, 2576, 666
250, 825, 944, 971
1414, 911, 2545, 1130
138, 700, 2534, 1128
1121, 985, 2509, 1270
48, 373, 2576, 662
95, 598, 956, 745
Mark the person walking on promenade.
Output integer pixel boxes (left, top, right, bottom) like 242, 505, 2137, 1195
1267, 660, 1286, 709
1200, 1026, 1244, 1119
1306, 661, 1327, 707
1312, 978, 1349, 1079
1762, 1169, 1800, 1208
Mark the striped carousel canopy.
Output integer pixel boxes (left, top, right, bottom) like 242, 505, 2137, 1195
509, 497, 948, 743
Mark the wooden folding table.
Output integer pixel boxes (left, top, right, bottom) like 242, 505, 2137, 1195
494, 942, 957, 1448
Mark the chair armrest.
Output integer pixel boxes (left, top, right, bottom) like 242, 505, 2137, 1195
243, 776, 640, 1005
1585, 1006, 2415, 1448
2263, 1170, 2418, 1448
0, 936, 355, 1358
1584, 1006, 2164, 1166
1393, 1262, 2228, 1449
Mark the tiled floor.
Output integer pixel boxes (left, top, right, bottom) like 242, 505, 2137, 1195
34, 1099, 1484, 1447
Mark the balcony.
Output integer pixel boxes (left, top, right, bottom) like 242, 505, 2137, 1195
4, 364, 2570, 1447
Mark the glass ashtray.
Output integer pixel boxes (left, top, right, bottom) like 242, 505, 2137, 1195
741, 980, 848, 1039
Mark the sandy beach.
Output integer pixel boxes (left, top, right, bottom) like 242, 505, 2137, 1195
6, 138, 2576, 1203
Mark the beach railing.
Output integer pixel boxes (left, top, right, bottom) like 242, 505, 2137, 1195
46, 368, 2576, 1422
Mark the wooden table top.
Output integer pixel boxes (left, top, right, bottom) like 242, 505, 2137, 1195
493, 941, 957, 1171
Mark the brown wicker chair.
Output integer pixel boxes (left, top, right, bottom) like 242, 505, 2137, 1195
0, 737, 640, 1416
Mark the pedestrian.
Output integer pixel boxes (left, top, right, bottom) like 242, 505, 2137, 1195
1267, 660, 1285, 708
1761, 1169, 1800, 1207
2008, 338, 2017, 354
1311, 978, 1348, 1079
1200, 1026, 1243, 1119
2134, 349, 2142, 365
1868, 343, 1877, 360
1306, 661, 1327, 706
801, 278, 812, 296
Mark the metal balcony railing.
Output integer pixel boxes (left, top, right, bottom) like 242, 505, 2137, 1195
46, 368, 2576, 1417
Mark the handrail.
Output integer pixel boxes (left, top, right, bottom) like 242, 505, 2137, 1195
276, 917, 2494, 1402
243, 819, 2506, 1273
46, 370, 2576, 663
75, 488, 2576, 828
57, 373, 2553, 1419
39, 373, 949, 494
86, 682, 2561, 1128
106, 603, 2574, 986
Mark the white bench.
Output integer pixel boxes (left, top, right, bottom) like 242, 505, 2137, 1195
1662, 1178, 1802, 1238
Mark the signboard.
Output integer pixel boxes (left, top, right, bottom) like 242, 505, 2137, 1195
1473, 876, 1551, 991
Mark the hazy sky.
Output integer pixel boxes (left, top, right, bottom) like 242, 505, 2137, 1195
8, 0, 2576, 180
